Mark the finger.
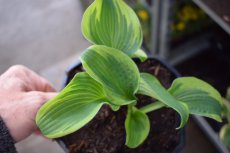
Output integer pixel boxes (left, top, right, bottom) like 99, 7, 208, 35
3, 65, 56, 92
24, 69, 56, 92
27, 91, 58, 120
37, 92, 58, 106
38, 77, 56, 92
27, 91, 58, 112
33, 129, 50, 140
34, 129, 42, 135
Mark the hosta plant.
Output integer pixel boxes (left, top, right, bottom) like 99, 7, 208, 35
36, 0, 222, 149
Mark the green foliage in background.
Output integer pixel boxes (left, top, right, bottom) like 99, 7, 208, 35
220, 87, 230, 148
171, 2, 214, 40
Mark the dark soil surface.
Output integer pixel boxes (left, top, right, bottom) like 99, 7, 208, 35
59, 58, 181, 153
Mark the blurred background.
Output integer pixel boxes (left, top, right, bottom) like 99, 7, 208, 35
0, 0, 229, 153
0, 0, 88, 73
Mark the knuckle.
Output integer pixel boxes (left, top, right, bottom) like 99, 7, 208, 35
6, 65, 29, 77
30, 91, 46, 102
6, 65, 33, 79
9, 65, 27, 72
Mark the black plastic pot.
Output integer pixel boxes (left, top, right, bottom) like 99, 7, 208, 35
57, 57, 185, 153
193, 116, 229, 153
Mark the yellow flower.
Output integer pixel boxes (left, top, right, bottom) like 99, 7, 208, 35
137, 10, 149, 21
176, 21, 186, 31
179, 5, 199, 21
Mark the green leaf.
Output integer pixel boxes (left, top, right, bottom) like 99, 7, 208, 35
36, 72, 106, 138
80, 45, 140, 106
139, 101, 165, 113
82, 0, 143, 55
125, 106, 150, 148
222, 98, 230, 122
168, 77, 222, 122
137, 73, 189, 129
131, 49, 148, 62
109, 104, 120, 111
220, 124, 230, 148
226, 87, 230, 101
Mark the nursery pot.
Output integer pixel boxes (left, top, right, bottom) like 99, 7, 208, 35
193, 116, 230, 153
57, 57, 185, 153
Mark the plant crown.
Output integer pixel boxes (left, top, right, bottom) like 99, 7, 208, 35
36, 0, 222, 148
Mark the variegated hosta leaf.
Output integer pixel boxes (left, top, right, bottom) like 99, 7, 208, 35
80, 45, 139, 106
222, 98, 230, 121
82, 0, 143, 55
36, 72, 106, 138
131, 49, 148, 62
168, 77, 222, 122
220, 124, 230, 148
125, 106, 150, 148
137, 73, 189, 129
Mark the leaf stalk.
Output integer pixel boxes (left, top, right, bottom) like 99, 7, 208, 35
139, 101, 166, 114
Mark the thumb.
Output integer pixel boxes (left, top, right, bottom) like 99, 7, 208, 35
37, 92, 58, 106
27, 91, 58, 112
31, 92, 58, 135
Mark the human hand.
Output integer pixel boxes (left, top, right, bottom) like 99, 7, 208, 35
0, 65, 57, 142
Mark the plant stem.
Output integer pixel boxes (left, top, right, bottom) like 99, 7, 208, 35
139, 101, 166, 113
127, 102, 136, 113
